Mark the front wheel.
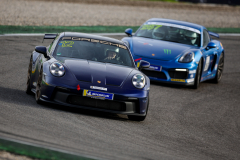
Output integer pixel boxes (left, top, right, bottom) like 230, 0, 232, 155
128, 97, 149, 121
212, 53, 224, 83
35, 67, 43, 104
192, 59, 202, 89
26, 57, 33, 94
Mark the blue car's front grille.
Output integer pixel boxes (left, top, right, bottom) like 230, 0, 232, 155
168, 69, 188, 79
141, 69, 167, 80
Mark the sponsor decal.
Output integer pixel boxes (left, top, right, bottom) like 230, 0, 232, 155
171, 79, 186, 82
147, 22, 201, 34
204, 56, 210, 71
83, 90, 114, 100
137, 62, 140, 68
189, 70, 196, 74
164, 49, 171, 54
202, 74, 215, 80
60, 41, 74, 47
77, 84, 80, 91
60, 37, 127, 50
220, 42, 224, 49
215, 64, 218, 70
140, 24, 162, 31
135, 58, 142, 62
90, 86, 107, 91
145, 64, 162, 71
138, 41, 153, 46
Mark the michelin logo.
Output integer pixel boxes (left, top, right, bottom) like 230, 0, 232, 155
83, 90, 113, 100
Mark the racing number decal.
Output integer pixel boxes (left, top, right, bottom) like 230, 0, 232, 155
140, 24, 162, 30
61, 41, 74, 47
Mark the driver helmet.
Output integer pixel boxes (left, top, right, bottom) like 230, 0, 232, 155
152, 27, 165, 40
185, 31, 197, 45
106, 49, 118, 59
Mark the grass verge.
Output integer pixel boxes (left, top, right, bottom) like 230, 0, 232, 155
0, 25, 240, 34
0, 138, 94, 160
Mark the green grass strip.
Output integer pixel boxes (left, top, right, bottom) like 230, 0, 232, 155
0, 25, 240, 34
0, 138, 95, 160
0, 25, 139, 34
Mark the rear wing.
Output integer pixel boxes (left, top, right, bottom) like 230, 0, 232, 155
208, 31, 219, 38
42, 34, 58, 43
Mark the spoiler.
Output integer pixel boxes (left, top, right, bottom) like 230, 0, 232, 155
208, 31, 219, 38
42, 34, 58, 43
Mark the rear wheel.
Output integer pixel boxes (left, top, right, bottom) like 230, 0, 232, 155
128, 97, 149, 121
213, 53, 224, 83
35, 67, 43, 104
192, 59, 202, 89
26, 57, 33, 94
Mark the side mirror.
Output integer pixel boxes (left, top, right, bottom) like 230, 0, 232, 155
125, 28, 133, 37
139, 60, 150, 70
35, 46, 48, 58
206, 42, 217, 50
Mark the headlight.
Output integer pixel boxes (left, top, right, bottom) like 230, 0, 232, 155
132, 74, 145, 89
179, 52, 195, 63
50, 62, 65, 77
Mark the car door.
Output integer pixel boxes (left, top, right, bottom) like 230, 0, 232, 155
201, 30, 218, 78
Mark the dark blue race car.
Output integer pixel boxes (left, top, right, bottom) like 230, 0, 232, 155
122, 18, 225, 89
26, 32, 151, 121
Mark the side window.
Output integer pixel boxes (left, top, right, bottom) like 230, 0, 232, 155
203, 30, 210, 47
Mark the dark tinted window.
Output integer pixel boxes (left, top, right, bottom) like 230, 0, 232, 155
135, 24, 201, 47
53, 38, 134, 67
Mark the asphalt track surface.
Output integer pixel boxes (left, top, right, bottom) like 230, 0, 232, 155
0, 35, 239, 160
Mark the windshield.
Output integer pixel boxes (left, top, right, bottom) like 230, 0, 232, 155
53, 37, 134, 67
135, 23, 201, 47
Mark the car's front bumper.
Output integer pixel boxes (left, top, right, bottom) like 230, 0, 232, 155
37, 78, 149, 116
135, 56, 198, 85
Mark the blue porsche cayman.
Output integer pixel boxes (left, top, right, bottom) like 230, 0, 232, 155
122, 18, 225, 89
26, 32, 151, 121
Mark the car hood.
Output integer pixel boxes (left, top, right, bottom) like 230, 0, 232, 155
132, 37, 197, 61
63, 59, 133, 87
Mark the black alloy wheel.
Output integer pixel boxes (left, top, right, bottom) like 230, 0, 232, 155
26, 57, 33, 94
213, 53, 224, 83
35, 67, 43, 104
128, 96, 149, 121
192, 59, 202, 89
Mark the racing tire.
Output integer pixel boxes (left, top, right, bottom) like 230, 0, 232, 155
35, 67, 43, 104
212, 53, 224, 83
128, 97, 149, 121
192, 59, 202, 89
26, 57, 33, 95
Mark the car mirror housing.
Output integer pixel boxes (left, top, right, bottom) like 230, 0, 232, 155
35, 46, 48, 58
125, 28, 133, 37
139, 60, 150, 70
206, 42, 217, 50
